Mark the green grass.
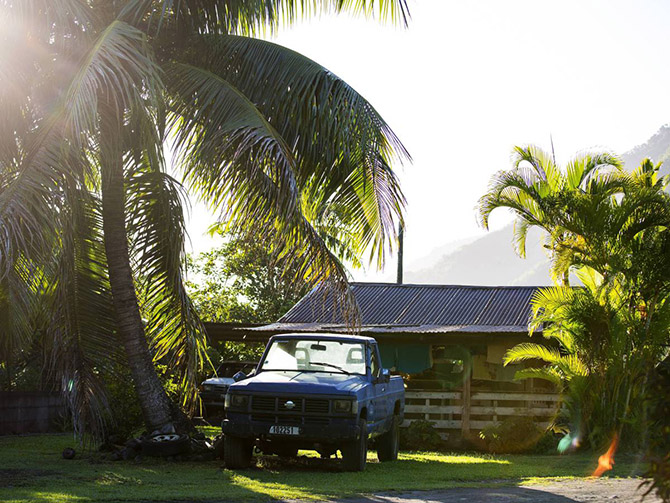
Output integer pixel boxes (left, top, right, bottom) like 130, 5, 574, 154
0, 433, 647, 503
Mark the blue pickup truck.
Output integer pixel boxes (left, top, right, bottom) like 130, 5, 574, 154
222, 333, 405, 471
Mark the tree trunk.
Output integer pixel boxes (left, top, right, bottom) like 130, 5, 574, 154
99, 107, 174, 433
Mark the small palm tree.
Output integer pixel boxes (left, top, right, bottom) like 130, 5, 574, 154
0, 1, 410, 437
478, 145, 626, 283
478, 146, 670, 284
484, 147, 670, 448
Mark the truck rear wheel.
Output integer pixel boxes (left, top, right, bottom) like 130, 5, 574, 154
341, 418, 367, 471
223, 435, 253, 469
377, 415, 399, 462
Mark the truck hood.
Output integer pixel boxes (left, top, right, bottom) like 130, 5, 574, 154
230, 371, 367, 395
202, 377, 234, 387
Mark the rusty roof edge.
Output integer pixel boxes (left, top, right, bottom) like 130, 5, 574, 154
246, 323, 539, 334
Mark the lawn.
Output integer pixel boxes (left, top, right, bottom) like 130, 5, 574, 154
0, 433, 647, 503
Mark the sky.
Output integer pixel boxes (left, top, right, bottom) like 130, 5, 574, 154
185, 0, 670, 281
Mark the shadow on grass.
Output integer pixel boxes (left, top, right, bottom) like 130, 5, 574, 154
328, 486, 593, 503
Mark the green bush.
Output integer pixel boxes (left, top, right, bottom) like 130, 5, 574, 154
104, 366, 144, 439
400, 419, 444, 451
644, 359, 670, 502
479, 416, 545, 454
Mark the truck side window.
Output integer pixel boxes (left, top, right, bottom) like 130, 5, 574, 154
370, 347, 381, 378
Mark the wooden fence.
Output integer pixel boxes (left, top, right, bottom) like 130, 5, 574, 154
403, 389, 562, 438
0, 392, 66, 435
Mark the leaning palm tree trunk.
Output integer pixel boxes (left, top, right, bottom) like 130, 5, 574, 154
99, 109, 173, 432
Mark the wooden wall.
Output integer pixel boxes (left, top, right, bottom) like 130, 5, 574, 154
403, 389, 561, 439
0, 392, 66, 435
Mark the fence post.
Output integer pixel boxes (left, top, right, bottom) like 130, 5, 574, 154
461, 371, 471, 438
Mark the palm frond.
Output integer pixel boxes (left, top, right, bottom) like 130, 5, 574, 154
64, 19, 163, 138
166, 61, 300, 219
166, 51, 394, 323
120, 0, 409, 36
565, 151, 622, 190
478, 169, 545, 230
0, 19, 162, 276
513, 367, 563, 387
1, 0, 93, 45
0, 256, 42, 363
512, 145, 561, 190
47, 181, 118, 441
181, 32, 409, 265
126, 168, 210, 412
503, 342, 563, 365
512, 215, 532, 258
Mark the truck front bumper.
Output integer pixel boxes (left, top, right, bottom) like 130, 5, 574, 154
199, 390, 226, 407
222, 415, 359, 441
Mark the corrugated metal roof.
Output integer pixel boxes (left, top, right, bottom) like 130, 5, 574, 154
277, 283, 540, 331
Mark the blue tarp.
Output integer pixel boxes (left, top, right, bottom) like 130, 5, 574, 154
378, 343, 432, 374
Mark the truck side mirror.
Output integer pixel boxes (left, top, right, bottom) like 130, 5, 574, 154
381, 368, 390, 383
233, 371, 247, 382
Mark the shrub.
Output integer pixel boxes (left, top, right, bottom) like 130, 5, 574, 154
643, 359, 670, 502
104, 366, 144, 439
400, 420, 443, 451
479, 416, 545, 454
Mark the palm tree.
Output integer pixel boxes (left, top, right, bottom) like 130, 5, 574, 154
0, 1, 410, 437
477, 145, 628, 284
478, 146, 670, 284
482, 146, 670, 448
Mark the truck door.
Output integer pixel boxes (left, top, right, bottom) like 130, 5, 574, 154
370, 343, 389, 432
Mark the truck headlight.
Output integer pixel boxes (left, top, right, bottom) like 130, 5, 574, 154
225, 394, 249, 410
333, 399, 357, 414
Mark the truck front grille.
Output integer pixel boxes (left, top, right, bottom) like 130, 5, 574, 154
304, 399, 329, 414
252, 396, 276, 411
278, 397, 304, 411
251, 395, 330, 414
303, 416, 330, 426
248, 393, 337, 427
251, 414, 275, 423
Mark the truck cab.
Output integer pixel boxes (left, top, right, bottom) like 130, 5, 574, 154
222, 333, 405, 471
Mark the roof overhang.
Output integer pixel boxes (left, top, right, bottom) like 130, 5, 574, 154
250, 323, 536, 335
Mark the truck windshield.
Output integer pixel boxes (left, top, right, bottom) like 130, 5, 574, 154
260, 339, 366, 375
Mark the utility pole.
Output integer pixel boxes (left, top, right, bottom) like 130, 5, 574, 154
396, 223, 404, 284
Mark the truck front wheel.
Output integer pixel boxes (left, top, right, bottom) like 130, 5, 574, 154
377, 415, 400, 462
223, 435, 253, 469
341, 418, 367, 471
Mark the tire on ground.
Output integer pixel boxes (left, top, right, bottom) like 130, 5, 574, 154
377, 415, 400, 462
341, 418, 368, 471
223, 435, 253, 469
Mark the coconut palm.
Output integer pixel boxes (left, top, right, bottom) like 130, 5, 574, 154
0, 0, 410, 437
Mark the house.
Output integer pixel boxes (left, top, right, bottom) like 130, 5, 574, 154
205, 282, 561, 441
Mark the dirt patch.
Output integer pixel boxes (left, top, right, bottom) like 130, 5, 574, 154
320, 478, 661, 503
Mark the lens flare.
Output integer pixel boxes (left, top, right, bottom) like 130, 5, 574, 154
591, 434, 619, 477
557, 431, 581, 453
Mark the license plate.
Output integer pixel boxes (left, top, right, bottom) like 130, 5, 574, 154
269, 425, 300, 435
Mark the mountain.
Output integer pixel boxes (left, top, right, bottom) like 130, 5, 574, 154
406, 225, 553, 286
405, 125, 670, 286
621, 124, 670, 174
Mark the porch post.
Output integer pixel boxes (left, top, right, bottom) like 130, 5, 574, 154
461, 369, 471, 438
